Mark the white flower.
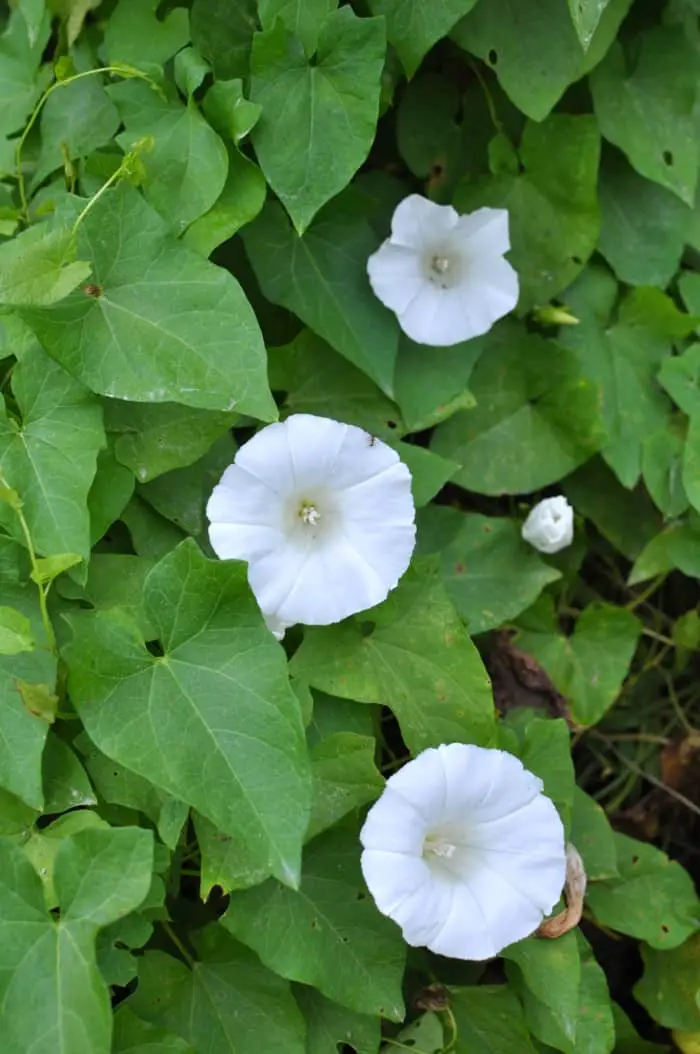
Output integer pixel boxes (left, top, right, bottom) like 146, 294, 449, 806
366, 194, 519, 347
360, 743, 566, 961
521, 496, 574, 555
206, 414, 416, 632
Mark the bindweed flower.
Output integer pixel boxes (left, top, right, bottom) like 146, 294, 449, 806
360, 743, 566, 961
206, 414, 416, 634
366, 194, 518, 347
521, 496, 574, 555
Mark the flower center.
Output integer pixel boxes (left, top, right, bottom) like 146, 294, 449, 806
299, 501, 321, 526
431, 255, 451, 275
423, 835, 457, 860
425, 249, 463, 290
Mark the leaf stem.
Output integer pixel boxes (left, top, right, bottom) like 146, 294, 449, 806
0, 471, 56, 653
15, 64, 152, 223
161, 920, 195, 968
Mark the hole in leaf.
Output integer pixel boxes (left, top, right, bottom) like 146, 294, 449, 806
663, 150, 673, 166
571, 254, 583, 266
359, 620, 376, 638
661, 924, 669, 933
146, 640, 165, 657
488, 49, 498, 65
405, 1042, 416, 1048
631, 855, 639, 865
356, 891, 367, 901
385, 420, 398, 430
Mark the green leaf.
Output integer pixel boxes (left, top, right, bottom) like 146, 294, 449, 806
190, 0, 259, 79
430, 322, 604, 495
570, 786, 618, 881
243, 200, 399, 396
32, 53, 120, 189
121, 495, 186, 559
586, 833, 700, 949
501, 710, 575, 829
42, 732, 96, 813
108, 80, 229, 236
0, 582, 56, 809
634, 934, 700, 1032
417, 506, 561, 635
452, 0, 632, 121
292, 561, 496, 752
642, 424, 689, 519
659, 341, 700, 418
559, 288, 695, 488
138, 432, 235, 537
32, 552, 82, 585
563, 457, 662, 561
393, 332, 482, 433
307, 731, 383, 840
194, 810, 266, 896
182, 146, 266, 258
568, 0, 611, 49
223, 824, 406, 1020
112, 1006, 196, 1054
250, 9, 385, 233
628, 521, 700, 586
88, 444, 135, 543
271, 331, 404, 440
684, 415, 700, 516
393, 442, 457, 507
367, 0, 478, 78
203, 79, 262, 145
174, 47, 212, 99
63, 540, 311, 887
76, 733, 187, 851
0, 5, 49, 138
590, 27, 700, 206
21, 184, 275, 420
449, 984, 539, 1053
0, 344, 104, 560
455, 114, 601, 308
294, 985, 380, 1054
0, 827, 153, 1054
598, 149, 690, 288
257, 0, 337, 56
0, 224, 91, 307
130, 924, 308, 1054
103, 0, 189, 68
516, 599, 641, 727
104, 399, 237, 483
504, 933, 580, 1053
574, 933, 616, 1054
0, 605, 34, 654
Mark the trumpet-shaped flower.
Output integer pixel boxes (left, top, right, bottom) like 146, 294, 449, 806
367, 195, 519, 347
360, 743, 566, 961
206, 414, 416, 632
521, 496, 574, 555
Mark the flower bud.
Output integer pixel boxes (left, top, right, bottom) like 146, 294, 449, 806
521, 496, 574, 555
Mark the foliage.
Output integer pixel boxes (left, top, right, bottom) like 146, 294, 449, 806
0, 0, 698, 1052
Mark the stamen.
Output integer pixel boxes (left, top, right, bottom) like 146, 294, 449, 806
431, 255, 451, 275
299, 502, 321, 526
424, 836, 457, 860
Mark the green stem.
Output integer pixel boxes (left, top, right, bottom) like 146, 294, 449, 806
70, 154, 134, 235
442, 1008, 458, 1054
15, 65, 152, 222
161, 920, 195, 968
6, 489, 56, 654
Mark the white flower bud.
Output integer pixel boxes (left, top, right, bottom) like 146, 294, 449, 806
521, 496, 574, 555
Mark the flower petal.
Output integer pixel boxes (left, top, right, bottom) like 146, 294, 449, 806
209, 522, 285, 563
438, 745, 543, 825
367, 241, 424, 314
385, 747, 448, 824
390, 195, 459, 249
466, 255, 520, 319
233, 421, 295, 496
454, 207, 511, 258
282, 414, 350, 490
361, 849, 432, 920
360, 786, 427, 854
